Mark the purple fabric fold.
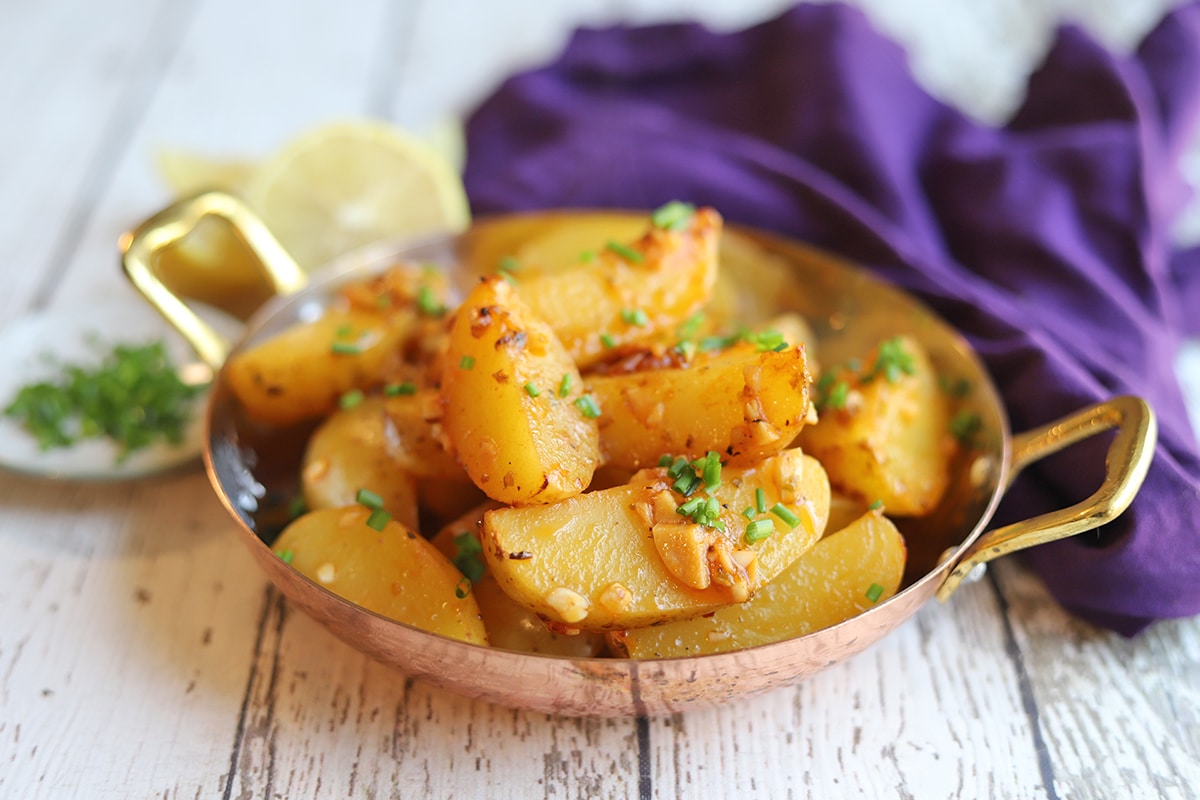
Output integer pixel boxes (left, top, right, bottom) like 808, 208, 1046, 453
462, 2, 1200, 634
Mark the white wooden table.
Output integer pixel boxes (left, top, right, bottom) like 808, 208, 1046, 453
3, 1, 1198, 797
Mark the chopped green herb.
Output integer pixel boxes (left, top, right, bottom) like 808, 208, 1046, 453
950, 410, 982, 444
621, 308, 649, 327
523, 381, 541, 398
755, 487, 767, 515
600, 333, 616, 349
869, 499, 884, 511
574, 394, 602, 419
605, 240, 644, 263
672, 471, 701, 497
677, 312, 706, 340
335, 323, 354, 337
744, 518, 775, 544
287, 495, 307, 519
866, 583, 885, 603
331, 340, 363, 355
667, 456, 690, 480
452, 531, 487, 582
1, 340, 206, 462
658, 454, 674, 467
814, 373, 849, 411
770, 503, 801, 529
454, 577, 473, 599
384, 382, 417, 397
365, 507, 392, 531
651, 201, 696, 230
416, 285, 445, 317
356, 487, 385, 509
863, 337, 916, 383
742, 506, 756, 519
940, 375, 972, 397
498, 256, 521, 273
339, 389, 364, 409
558, 373, 572, 397
459, 355, 476, 370
673, 340, 697, 361
580, 250, 596, 264
701, 451, 722, 490
752, 330, 787, 352
275, 548, 295, 564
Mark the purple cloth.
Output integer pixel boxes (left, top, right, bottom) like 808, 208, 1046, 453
462, 3, 1200, 635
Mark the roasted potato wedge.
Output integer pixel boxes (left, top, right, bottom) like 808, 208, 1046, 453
587, 342, 812, 469
273, 507, 488, 645
301, 397, 419, 530
225, 308, 407, 425
800, 335, 953, 516
514, 206, 721, 368
481, 449, 830, 631
431, 506, 606, 657
439, 275, 600, 505
609, 508, 906, 657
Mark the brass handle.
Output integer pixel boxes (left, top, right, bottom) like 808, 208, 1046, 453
119, 191, 308, 370
937, 395, 1157, 600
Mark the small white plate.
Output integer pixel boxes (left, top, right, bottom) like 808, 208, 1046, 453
0, 294, 226, 480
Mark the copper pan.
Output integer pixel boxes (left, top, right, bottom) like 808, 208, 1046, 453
120, 192, 1156, 717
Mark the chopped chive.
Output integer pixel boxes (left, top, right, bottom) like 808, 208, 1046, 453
702, 451, 721, 489
667, 456, 690, 479
605, 240, 644, 263
574, 394, 601, 419
384, 381, 417, 397
365, 507, 392, 530
677, 312, 705, 340
335, 323, 354, 337
651, 201, 696, 230
331, 341, 363, 355
452, 532, 486, 582
752, 330, 787, 352
676, 496, 704, 517
744, 518, 775, 544
558, 373, 572, 397
658, 454, 674, 467
580, 250, 596, 263
459, 355, 476, 370
600, 333, 616, 349
339, 389, 364, 409
356, 487, 385, 509
524, 381, 541, 397
672, 471, 701, 497
416, 285, 444, 316
770, 503, 802, 528
275, 548, 295, 564
755, 488, 767, 514
863, 337, 916, 384
621, 308, 649, 327
742, 507, 756, 519
287, 495, 307, 519
498, 255, 521, 273
866, 583, 885, 603
869, 499, 884, 511
951, 410, 982, 444
454, 577, 472, 599
674, 340, 697, 360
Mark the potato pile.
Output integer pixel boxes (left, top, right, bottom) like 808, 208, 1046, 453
231, 204, 957, 658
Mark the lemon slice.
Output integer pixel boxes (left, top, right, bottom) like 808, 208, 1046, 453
244, 120, 471, 271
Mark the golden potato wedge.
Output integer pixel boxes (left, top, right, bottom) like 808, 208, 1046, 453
225, 308, 407, 425
439, 275, 600, 505
514, 206, 721, 368
380, 391, 466, 480
587, 341, 813, 469
800, 335, 953, 516
272, 507, 487, 645
610, 508, 906, 657
481, 449, 830, 631
430, 506, 606, 657
301, 397, 419, 530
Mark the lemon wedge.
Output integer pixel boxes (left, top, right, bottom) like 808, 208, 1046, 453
244, 119, 471, 271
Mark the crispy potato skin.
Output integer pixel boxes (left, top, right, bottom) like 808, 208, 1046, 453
515, 208, 722, 368
301, 397, 420, 530
610, 509, 906, 657
439, 276, 600, 505
273, 507, 488, 645
225, 308, 407, 426
800, 336, 953, 516
587, 342, 812, 470
481, 449, 830, 631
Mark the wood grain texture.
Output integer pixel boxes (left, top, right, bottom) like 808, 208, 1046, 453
0, 0, 1197, 798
